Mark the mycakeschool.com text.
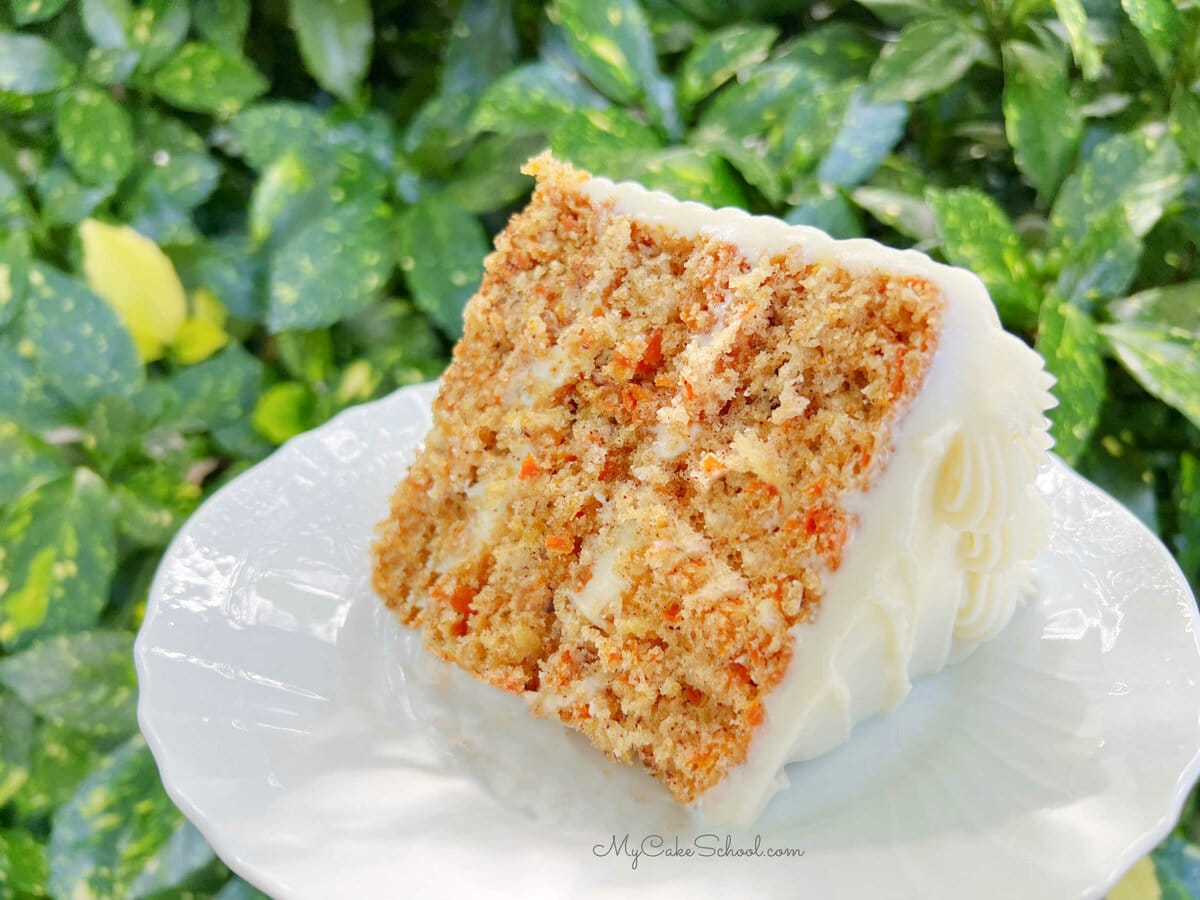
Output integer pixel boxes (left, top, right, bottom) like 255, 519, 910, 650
592, 834, 807, 870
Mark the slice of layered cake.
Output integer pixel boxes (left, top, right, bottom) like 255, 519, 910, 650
372, 153, 1054, 825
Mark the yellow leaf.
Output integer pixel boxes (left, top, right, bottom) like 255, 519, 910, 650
1109, 857, 1162, 900
171, 317, 229, 365
191, 287, 228, 328
79, 219, 188, 362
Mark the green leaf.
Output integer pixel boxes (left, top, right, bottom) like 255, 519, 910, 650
1051, 0, 1101, 79
288, 0, 373, 100
0, 828, 47, 898
627, 146, 747, 208
248, 151, 315, 247
1109, 281, 1200, 333
851, 186, 938, 242
0, 470, 115, 650
853, 0, 947, 27
268, 196, 393, 333
169, 342, 264, 431
0, 691, 34, 806
0, 421, 68, 507
129, 0, 190, 72
0, 33, 76, 96
550, 106, 663, 176
82, 388, 176, 474
1050, 132, 1186, 248
668, 0, 794, 22
1002, 40, 1082, 201
0, 334, 75, 432
676, 23, 778, 110
194, 0, 250, 51
215, 878, 272, 900
470, 62, 609, 137
867, 17, 989, 103
1178, 453, 1200, 586
442, 133, 544, 213
693, 61, 818, 201
553, 0, 660, 105
126, 822, 219, 898
81, 0, 131, 49
252, 381, 315, 444
698, 61, 814, 146
1101, 321, 1200, 432
12, 722, 102, 823
1055, 208, 1141, 309
49, 736, 212, 899
123, 156, 220, 247
929, 187, 1042, 331
54, 85, 135, 187
774, 22, 878, 81
120, 111, 220, 243
83, 46, 141, 85
11, 0, 70, 25
0, 169, 38, 241
1153, 836, 1200, 896
785, 190, 865, 239
782, 79, 858, 177
230, 102, 327, 171
1077, 430, 1158, 530
816, 89, 908, 188
642, 0, 700, 54
342, 299, 446, 361
1169, 91, 1200, 170
1036, 296, 1106, 464
35, 167, 115, 228
1121, 0, 1180, 56
0, 631, 137, 738
397, 195, 488, 339
150, 42, 267, 116
402, 91, 477, 176
0, 248, 26, 328
114, 464, 200, 546
20, 264, 143, 409
441, 0, 517, 101
275, 329, 333, 387
248, 141, 390, 251
173, 234, 265, 322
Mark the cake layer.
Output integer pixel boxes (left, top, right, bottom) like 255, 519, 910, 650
578, 171, 1055, 823
372, 154, 1053, 820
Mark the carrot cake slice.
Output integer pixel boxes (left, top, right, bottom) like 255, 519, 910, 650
372, 153, 1055, 825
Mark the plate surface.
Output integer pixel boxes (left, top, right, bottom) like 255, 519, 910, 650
136, 382, 1200, 900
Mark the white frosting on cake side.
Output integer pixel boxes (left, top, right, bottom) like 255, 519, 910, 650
581, 174, 1056, 826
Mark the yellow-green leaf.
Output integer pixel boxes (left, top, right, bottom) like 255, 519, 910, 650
0, 471, 115, 651
252, 382, 315, 444
79, 218, 187, 361
191, 286, 228, 327
170, 317, 229, 365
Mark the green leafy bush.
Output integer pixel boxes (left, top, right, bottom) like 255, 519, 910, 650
1, 0, 1198, 896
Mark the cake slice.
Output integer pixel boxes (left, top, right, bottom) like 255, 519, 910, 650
372, 153, 1054, 825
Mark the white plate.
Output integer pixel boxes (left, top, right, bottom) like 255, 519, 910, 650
136, 382, 1200, 900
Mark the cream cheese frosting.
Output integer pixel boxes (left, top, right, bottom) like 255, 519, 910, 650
580, 174, 1056, 826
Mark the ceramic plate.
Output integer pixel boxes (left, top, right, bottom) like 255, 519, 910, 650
136, 382, 1200, 900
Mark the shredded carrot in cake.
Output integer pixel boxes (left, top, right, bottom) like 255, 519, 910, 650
372, 154, 942, 803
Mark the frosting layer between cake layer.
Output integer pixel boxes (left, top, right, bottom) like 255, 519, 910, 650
581, 175, 1056, 826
